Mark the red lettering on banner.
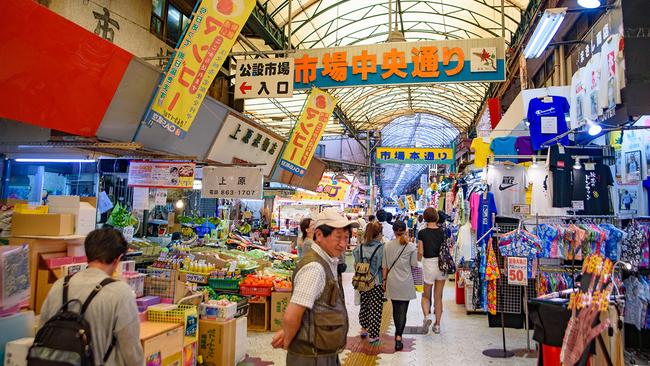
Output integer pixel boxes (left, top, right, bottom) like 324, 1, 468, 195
190, 36, 223, 94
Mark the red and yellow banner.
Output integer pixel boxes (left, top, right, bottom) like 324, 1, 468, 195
279, 88, 337, 176
145, 0, 255, 137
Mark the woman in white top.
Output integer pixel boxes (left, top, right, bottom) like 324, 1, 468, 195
295, 218, 315, 258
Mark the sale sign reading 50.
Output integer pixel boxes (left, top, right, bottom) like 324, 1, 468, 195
507, 257, 528, 286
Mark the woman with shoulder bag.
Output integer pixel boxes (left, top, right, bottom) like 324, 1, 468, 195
351, 221, 384, 345
418, 208, 448, 335
382, 220, 418, 351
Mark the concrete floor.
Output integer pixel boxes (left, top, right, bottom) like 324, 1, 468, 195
242, 270, 538, 366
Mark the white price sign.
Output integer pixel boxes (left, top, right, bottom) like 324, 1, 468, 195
202, 166, 264, 199
572, 200, 585, 210
507, 257, 528, 286
121, 226, 135, 243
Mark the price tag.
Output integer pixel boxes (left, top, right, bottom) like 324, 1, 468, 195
585, 163, 596, 171
543, 96, 554, 103
122, 226, 134, 242
228, 261, 238, 273
541, 116, 558, 134
558, 145, 565, 154
512, 204, 530, 215
572, 200, 585, 210
507, 257, 528, 286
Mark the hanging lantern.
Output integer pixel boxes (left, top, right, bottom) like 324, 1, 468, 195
418, 188, 423, 195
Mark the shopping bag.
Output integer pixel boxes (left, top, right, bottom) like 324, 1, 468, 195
412, 266, 423, 292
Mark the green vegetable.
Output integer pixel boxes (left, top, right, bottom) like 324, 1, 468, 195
106, 203, 138, 228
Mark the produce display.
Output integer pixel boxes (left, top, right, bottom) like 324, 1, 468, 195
106, 203, 138, 228
241, 274, 274, 287
0, 205, 13, 235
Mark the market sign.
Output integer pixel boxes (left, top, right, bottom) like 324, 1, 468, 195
206, 113, 284, 178
143, 0, 255, 138
290, 173, 352, 202
235, 58, 294, 99
201, 166, 263, 199
396, 197, 405, 210
279, 88, 337, 176
376, 147, 454, 164
405, 195, 417, 212
128, 161, 195, 189
293, 37, 506, 89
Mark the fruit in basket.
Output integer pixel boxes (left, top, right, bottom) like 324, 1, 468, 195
274, 279, 292, 291
241, 274, 274, 287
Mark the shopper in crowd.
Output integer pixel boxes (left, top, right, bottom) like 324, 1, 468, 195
382, 220, 418, 351
406, 214, 415, 238
352, 221, 384, 345
376, 209, 395, 241
38, 228, 144, 365
368, 214, 376, 223
295, 218, 315, 258
386, 212, 394, 225
418, 208, 447, 334
272, 208, 357, 365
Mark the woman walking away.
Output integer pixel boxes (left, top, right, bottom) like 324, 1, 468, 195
296, 218, 315, 258
382, 221, 418, 351
352, 221, 384, 345
418, 208, 447, 334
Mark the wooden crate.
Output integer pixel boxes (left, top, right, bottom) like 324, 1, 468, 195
247, 297, 270, 332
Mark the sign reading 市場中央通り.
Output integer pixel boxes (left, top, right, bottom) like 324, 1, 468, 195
279, 88, 337, 177
376, 147, 454, 164
144, 0, 255, 138
292, 38, 506, 89
235, 58, 294, 99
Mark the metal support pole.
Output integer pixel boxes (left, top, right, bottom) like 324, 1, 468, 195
287, 0, 292, 52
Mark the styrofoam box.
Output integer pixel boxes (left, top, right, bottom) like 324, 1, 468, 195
235, 316, 247, 363
4, 337, 33, 366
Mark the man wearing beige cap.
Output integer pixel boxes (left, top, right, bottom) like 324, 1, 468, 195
272, 207, 358, 365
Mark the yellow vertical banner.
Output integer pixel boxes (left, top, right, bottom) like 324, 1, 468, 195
406, 195, 416, 211
397, 197, 405, 210
145, 0, 255, 138
279, 88, 337, 176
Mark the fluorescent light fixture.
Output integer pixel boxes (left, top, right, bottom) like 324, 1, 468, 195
524, 8, 567, 59
14, 158, 96, 163
587, 120, 602, 136
578, 0, 600, 8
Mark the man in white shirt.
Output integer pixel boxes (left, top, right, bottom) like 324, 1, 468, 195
272, 208, 358, 365
377, 209, 395, 241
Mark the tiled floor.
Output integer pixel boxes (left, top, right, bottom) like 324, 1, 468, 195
243, 272, 538, 365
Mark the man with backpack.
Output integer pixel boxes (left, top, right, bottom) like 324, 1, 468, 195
31, 228, 143, 365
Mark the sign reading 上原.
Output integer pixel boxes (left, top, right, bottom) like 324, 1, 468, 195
144, 0, 255, 138
507, 257, 528, 286
376, 147, 454, 164
206, 113, 285, 178
279, 88, 337, 177
293, 38, 506, 89
235, 58, 294, 99
128, 161, 196, 189
405, 195, 416, 211
201, 166, 263, 199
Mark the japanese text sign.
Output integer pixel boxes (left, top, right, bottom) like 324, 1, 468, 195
292, 37, 506, 89
406, 195, 417, 212
289, 173, 352, 202
507, 257, 528, 286
128, 161, 196, 189
235, 58, 294, 99
397, 197, 405, 210
279, 88, 337, 176
144, 0, 255, 138
206, 113, 285, 178
376, 147, 454, 165
201, 166, 263, 199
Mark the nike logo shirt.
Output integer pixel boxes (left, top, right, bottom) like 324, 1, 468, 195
487, 165, 527, 216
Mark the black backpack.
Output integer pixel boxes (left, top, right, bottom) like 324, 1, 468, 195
28, 275, 117, 366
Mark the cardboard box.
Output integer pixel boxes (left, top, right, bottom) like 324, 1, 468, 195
198, 318, 236, 366
270, 291, 291, 331
48, 196, 97, 236
11, 213, 75, 236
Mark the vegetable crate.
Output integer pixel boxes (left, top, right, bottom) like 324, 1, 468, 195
240, 285, 272, 297
208, 278, 240, 291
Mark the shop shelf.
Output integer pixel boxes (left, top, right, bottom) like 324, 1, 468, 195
208, 278, 240, 291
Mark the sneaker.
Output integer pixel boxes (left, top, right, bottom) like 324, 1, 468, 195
423, 318, 432, 334
433, 324, 441, 334
395, 339, 404, 351
368, 337, 380, 346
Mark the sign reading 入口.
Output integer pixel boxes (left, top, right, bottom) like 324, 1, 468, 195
292, 38, 506, 89
375, 147, 454, 165
201, 166, 263, 199
235, 58, 294, 99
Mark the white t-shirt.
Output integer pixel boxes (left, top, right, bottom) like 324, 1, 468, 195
382, 221, 395, 241
599, 34, 625, 111
487, 165, 527, 216
585, 53, 602, 120
456, 222, 474, 262
570, 67, 588, 129
527, 164, 567, 216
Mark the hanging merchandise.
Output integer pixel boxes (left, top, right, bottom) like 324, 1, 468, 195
526, 96, 571, 151
620, 221, 650, 272
548, 145, 604, 208
445, 190, 454, 216
469, 191, 481, 231
585, 51, 603, 122
571, 162, 614, 215
497, 228, 542, 279
527, 164, 567, 216
536, 272, 575, 297
490, 136, 518, 163
487, 164, 526, 216
570, 67, 588, 129
514, 136, 533, 162
476, 192, 497, 247
534, 222, 624, 261
485, 238, 500, 315
470, 137, 492, 168
598, 34, 625, 111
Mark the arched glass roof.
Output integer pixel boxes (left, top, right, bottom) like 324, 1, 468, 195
380, 113, 459, 196
241, 0, 530, 136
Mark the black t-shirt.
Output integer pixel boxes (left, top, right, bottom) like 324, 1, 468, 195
548, 146, 604, 208
571, 162, 614, 215
417, 227, 445, 258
